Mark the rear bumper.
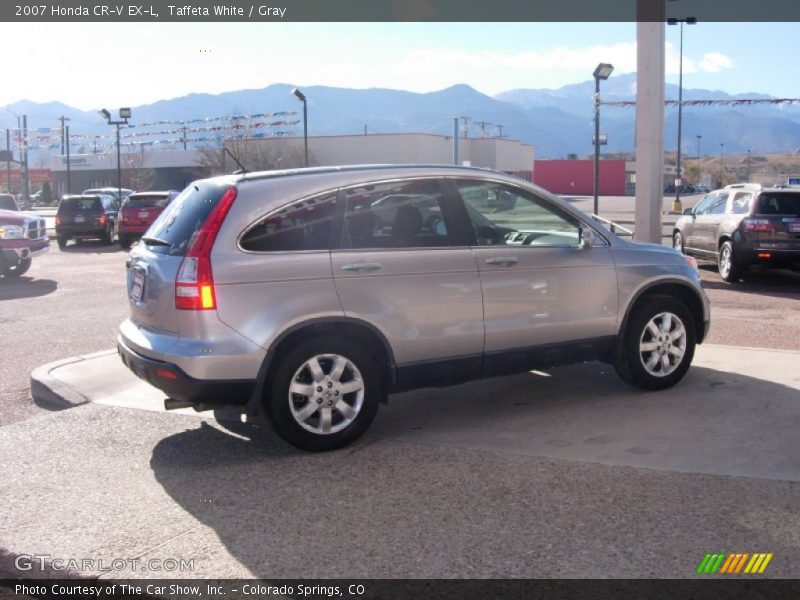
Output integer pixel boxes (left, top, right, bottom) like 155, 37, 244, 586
739, 247, 800, 267
56, 224, 107, 238
118, 225, 150, 235
117, 335, 255, 406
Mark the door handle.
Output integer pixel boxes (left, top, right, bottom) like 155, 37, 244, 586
485, 256, 519, 266
341, 262, 382, 273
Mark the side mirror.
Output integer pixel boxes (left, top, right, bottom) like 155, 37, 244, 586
580, 226, 600, 248
682, 207, 694, 216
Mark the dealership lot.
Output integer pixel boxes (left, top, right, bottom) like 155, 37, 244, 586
1, 203, 799, 578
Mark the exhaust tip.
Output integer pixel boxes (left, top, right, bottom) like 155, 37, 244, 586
164, 398, 194, 411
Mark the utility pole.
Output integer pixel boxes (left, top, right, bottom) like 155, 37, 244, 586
182, 125, 188, 150
363, 124, 367, 135
21, 115, 30, 205
476, 121, 492, 138
746, 149, 751, 182
452, 116, 459, 165
65, 125, 71, 194
59, 116, 71, 155
496, 124, 505, 138
460, 116, 470, 139
5, 129, 10, 192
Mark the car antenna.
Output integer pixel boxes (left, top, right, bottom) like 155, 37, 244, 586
223, 147, 247, 174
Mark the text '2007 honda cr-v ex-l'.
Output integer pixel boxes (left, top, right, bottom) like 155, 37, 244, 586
118, 165, 710, 451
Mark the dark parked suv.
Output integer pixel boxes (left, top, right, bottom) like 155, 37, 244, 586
673, 184, 800, 281
55, 194, 120, 248
118, 165, 710, 451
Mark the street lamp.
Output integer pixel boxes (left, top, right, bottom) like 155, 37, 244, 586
667, 16, 696, 212
291, 88, 308, 167
99, 108, 131, 203
593, 62, 614, 216
5, 107, 29, 203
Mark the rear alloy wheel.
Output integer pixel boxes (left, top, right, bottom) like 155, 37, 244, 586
2, 257, 31, 278
267, 335, 381, 451
718, 240, 741, 282
119, 235, 132, 250
57, 236, 68, 249
672, 230, 684, 254
615, 297, 696, 390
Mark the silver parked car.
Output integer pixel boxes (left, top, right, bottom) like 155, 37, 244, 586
118, 165, 710, 451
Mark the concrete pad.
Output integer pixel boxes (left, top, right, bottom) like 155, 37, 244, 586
29, 344, 800, 482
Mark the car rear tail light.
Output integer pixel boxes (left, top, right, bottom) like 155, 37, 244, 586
97, 214, 108, 225
175, 187, 238, 311
743, 218, 771, 233
757, 252, 772, 259
55, 216, 61, 225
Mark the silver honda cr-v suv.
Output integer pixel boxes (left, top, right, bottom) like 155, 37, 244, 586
118, 165, 710, 451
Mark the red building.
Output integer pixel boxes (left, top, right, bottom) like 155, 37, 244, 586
533, 159, 630, 196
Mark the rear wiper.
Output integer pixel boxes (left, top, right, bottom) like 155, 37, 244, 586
141, 236, 170, 247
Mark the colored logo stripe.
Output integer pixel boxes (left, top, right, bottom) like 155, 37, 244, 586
697, 552, 773, 574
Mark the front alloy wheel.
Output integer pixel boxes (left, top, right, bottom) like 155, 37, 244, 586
615, 297, 696, 390
638, 312, 687, 378
673, 231, 684, 254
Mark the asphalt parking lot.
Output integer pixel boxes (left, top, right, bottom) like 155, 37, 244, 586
1, 200, 799, 579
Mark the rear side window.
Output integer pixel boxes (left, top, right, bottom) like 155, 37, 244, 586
125, 195, 170, 209
240, 192, 337, 252
757, 193, 800, 216
730, 192, 752, 215
58, 197, 102, 214
340, 179, 453, 249
146, 182, 230, 256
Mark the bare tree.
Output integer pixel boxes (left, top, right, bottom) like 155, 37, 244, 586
122, 144, 156, 190
195, 114, 309, 177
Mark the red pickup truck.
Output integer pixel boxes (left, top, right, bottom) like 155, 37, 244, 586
0, 207, 50, 278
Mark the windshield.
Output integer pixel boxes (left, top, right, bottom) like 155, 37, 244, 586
757, 193, 800, 216
58, 197, 102, 213
124, 195, 171, 209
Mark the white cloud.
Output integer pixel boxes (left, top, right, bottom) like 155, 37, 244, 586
698, 52, 734, 73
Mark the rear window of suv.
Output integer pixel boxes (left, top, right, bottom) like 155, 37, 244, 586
756, 193, 800, 216
58, 197, 102, 214
144, 182, 230, 256
124, 195, 171, 209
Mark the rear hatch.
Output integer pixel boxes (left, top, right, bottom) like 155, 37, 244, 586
126, 181, 232, 334
57, 196, 103, 227
121, 194, 170, 229
746, 192, 800, 249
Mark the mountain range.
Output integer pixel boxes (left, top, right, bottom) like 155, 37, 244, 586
4, 73, 800, 160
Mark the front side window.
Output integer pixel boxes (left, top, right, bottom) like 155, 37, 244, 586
340, 179, 453, 249
695, 192, 728, 215
455, 180, 581, 247
240, 192, 337, 252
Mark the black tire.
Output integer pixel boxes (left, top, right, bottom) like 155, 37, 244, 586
57, 236, 68, 249
266, 335, 382, 451
615, 297, 696, 390
102, 224, 114, 245
119, 235, 132, 250
718, 240, 742, 282
3, 257, 31, 278
672, 230, 684, 254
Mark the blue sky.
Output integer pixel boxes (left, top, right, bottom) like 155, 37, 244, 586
1, 21, 797, 109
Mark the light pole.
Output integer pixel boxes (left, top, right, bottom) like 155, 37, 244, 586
668, 16, 696, 212
719, 143, 724, 187
696, 134, 702, 185
593, 62, 614, 217
99, 107, 131, 202
5, 107, 29, 203
746, 149, 751, 182
291, 88, 308, 167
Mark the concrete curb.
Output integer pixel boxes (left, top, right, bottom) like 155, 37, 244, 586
30, 349, 117, 410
